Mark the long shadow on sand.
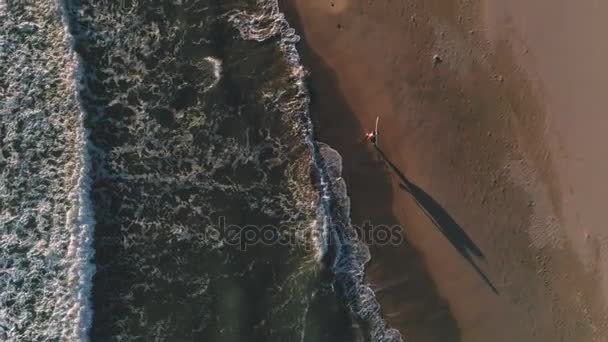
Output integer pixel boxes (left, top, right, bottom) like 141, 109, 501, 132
375, 146, 499, 295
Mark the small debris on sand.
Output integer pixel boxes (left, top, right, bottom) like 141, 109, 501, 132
432, 54, 442, 66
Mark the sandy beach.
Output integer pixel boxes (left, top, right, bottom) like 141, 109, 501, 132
281, 0, 608, 341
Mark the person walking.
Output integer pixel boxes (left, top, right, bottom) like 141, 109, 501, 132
365, 116, 379, 147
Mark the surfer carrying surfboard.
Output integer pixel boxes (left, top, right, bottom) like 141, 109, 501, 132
365, 116, 380, 147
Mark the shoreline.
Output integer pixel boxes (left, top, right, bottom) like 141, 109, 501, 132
280, 1, 462, 341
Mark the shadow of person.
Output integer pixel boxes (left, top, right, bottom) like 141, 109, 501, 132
398, 181, 483, 259
375, 146, 499, 294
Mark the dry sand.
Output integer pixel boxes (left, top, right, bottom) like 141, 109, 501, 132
281, 0, 608, 341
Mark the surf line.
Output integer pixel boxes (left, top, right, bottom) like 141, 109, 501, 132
56, 0, 97, 340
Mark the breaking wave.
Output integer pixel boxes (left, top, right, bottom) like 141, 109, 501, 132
0, 0, 95, 340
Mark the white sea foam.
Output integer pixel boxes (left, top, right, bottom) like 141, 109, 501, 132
57, 1, 96, 340
202, 56, 223, 92
0, 1, 95, 340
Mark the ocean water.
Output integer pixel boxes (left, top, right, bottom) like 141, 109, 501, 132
0, 1, 94, 340
0, 0, 400, 341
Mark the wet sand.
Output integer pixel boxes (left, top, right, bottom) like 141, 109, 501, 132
281, 0, 608, 341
